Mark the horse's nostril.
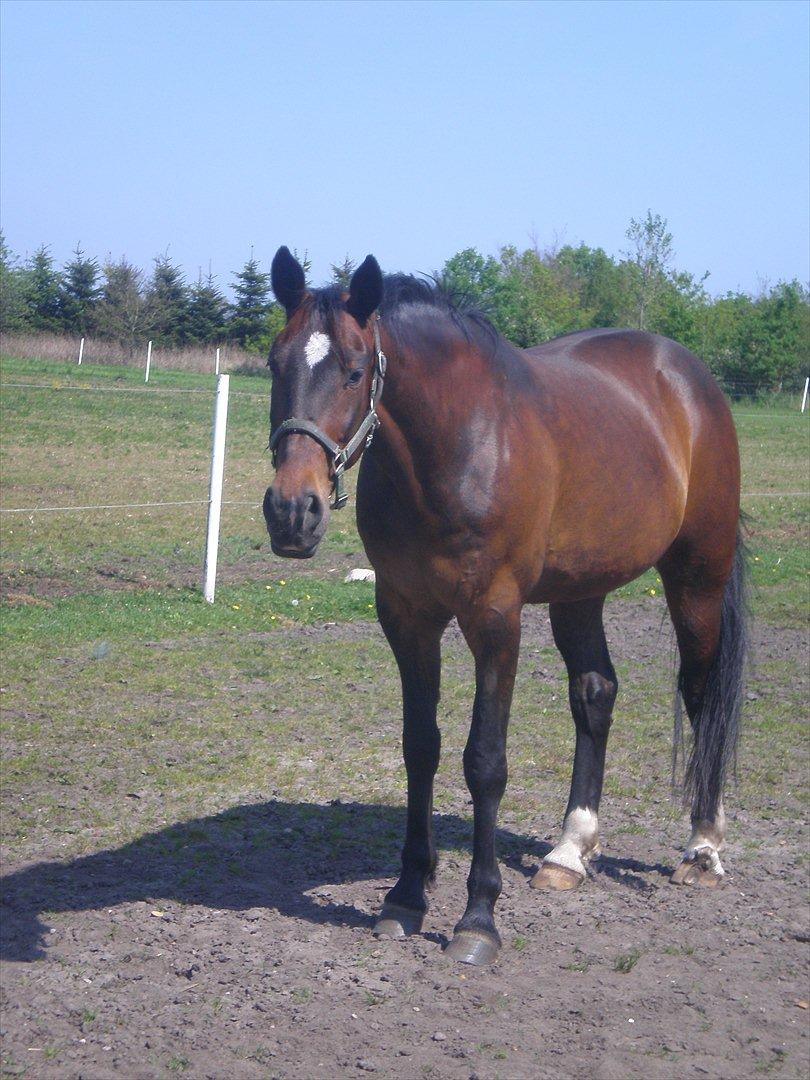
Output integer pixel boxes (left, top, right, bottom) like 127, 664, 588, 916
302, 492, 324, 528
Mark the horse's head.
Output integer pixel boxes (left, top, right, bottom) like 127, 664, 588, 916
263, 246, 384, 558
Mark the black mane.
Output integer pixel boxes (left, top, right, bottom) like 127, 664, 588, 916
309, 274, 499, 351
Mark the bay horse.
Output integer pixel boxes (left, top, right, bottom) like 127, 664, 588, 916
263, 246, 748, 966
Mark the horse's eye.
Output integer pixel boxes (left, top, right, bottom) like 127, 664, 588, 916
346, 369, 364, 387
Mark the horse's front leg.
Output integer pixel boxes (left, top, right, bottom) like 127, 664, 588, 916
445, 600, 521, 966
373, 586, 449, 939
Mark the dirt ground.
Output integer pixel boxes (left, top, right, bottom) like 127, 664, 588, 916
2, 605, 808, 1080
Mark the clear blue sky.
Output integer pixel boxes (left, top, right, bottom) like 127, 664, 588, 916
1, 0, 808, 296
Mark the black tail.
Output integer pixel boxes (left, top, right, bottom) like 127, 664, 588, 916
674, 525, 750, 819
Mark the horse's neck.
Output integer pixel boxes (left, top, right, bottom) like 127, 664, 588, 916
372, 336, 465, 489
377, 338, 438, 434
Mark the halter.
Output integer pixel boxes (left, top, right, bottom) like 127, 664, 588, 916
268, 315, 387, 510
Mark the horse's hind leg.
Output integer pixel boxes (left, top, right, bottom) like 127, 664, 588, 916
373, 586, 449, 939
531, 597, 617, 891
658, 528, 747, 888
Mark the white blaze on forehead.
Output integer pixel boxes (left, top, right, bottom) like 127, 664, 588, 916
304, 332, 331, 369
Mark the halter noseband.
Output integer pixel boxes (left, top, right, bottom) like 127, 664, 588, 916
268, 315, 387, 510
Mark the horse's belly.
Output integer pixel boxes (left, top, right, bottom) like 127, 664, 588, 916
530, 551, 666, 603
528, 492, 684, 603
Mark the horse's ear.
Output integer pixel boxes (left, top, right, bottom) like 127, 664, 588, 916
347, 255, 383, 326
272, 246, 306, 318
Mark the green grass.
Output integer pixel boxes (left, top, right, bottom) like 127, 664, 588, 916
614, 948, 642, 973
1, 577, 376, 646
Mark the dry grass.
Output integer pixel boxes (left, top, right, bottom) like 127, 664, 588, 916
0, 332, 266, 375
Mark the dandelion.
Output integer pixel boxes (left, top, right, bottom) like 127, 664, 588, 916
648, 588, 657, 596
231, 605, 240, 610
279, 579, 286, 586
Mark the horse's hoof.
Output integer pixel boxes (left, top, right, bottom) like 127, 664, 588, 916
530, 862, 585, 891
444, 930, 500, 966
671, 848, 724, 888
372, 903, 425, 939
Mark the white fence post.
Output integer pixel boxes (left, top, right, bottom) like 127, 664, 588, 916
145, 340, 153, 383
215, 347, 221, 376
78, 337, 84, 365
203, 373, 230, 603
801, 376, 809, 414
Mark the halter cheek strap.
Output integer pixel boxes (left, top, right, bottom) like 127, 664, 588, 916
268, 316, 387, 510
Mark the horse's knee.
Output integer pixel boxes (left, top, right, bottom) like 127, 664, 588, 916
570, 671, 617, 738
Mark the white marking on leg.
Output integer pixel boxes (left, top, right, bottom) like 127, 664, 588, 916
304, 332, 331, 369
683, 801, 726, 875
544, 807, 600, 876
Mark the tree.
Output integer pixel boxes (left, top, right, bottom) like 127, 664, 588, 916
230, 254, 272, 348
492, 245, 583, 346
24, 246, 63, 331
438, 248, 501, 312
95, 258, 150, 353
146, 255, 189, 346
0, 233, 27, 332
551, 244, 631, 328
624, 211, 673, 330
654, 269, 710, 355
60, 245, 101, 334
187, 271, 229, 344
330, 256, 355, 289
746, 281, 810, 390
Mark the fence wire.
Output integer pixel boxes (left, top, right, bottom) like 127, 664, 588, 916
1, 377, 806, 518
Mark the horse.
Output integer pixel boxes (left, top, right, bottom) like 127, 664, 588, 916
263, 246, 748, 966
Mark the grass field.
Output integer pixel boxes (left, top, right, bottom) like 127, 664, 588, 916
1, 354, 808, 1080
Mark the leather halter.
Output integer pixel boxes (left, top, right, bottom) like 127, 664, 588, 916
268, 316, 387, 510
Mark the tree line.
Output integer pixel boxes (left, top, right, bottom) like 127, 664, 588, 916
1, 213, 807, 393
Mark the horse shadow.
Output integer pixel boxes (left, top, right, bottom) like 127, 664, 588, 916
0, 799, 672, 962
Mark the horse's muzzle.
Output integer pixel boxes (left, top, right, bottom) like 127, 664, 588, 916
263, 485, 329, 558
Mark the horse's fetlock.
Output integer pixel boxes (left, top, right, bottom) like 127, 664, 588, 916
467, 863, 502, 902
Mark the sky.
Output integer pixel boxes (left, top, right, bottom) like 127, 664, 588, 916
1, 0, 808, 297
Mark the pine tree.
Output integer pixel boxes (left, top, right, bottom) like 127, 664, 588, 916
330, 256, 355, 289
187, 271, 229, 344
61, 244, 101, 334
230, 254, 272, 347
146, 255, 189, 346
24, 245, 63, 331
0, 232, 27, 332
